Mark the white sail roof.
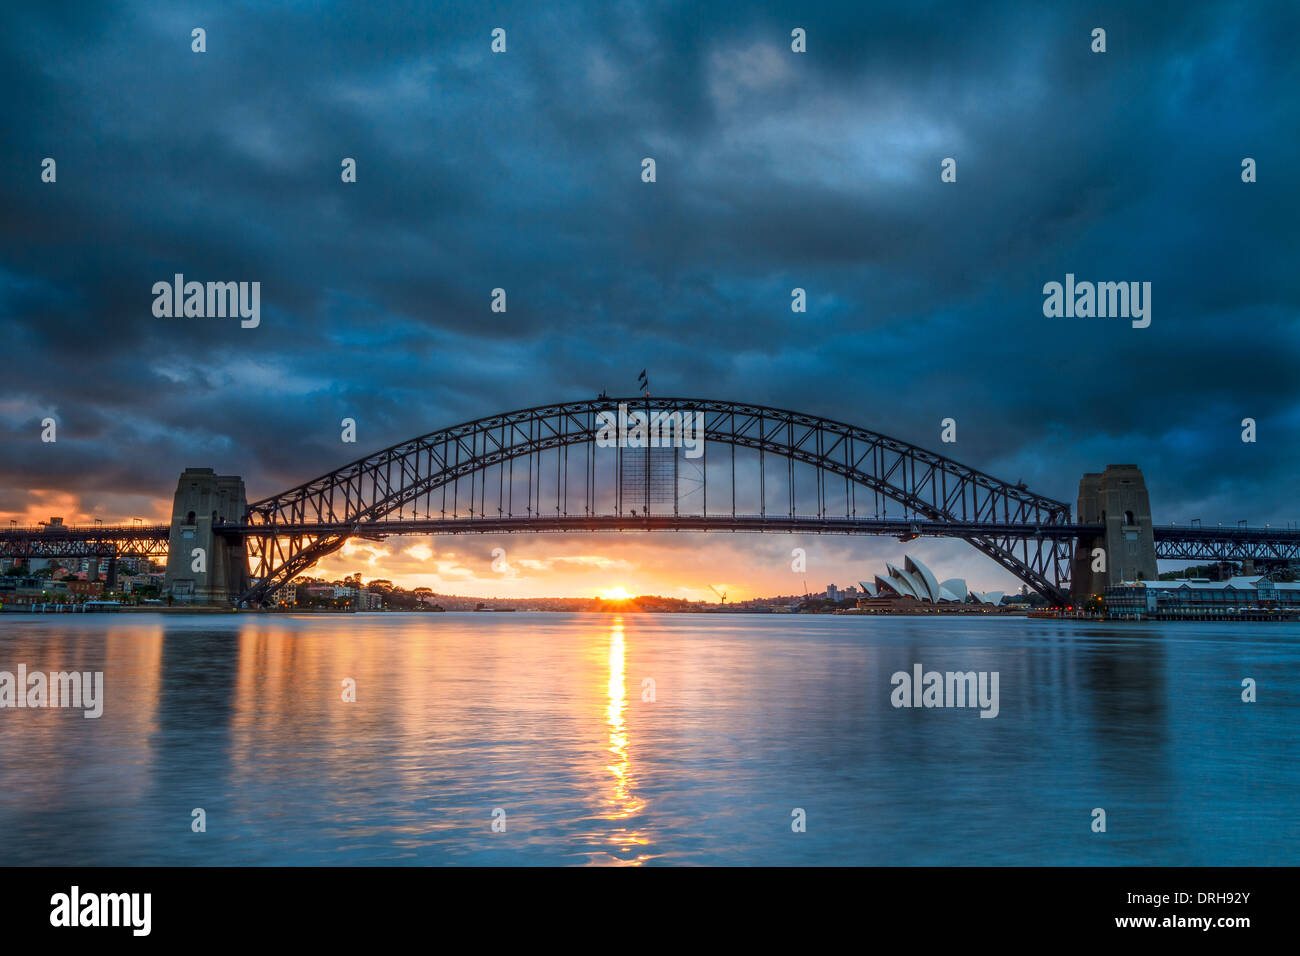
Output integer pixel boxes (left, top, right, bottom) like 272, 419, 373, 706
905, 555, 942, 603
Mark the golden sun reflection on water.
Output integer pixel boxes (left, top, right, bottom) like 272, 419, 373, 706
603, 618, 649, 863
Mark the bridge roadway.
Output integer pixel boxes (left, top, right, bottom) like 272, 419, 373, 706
247, 515, 1099, 538
5, 516, 1300, 560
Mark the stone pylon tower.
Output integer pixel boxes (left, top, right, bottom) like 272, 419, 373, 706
163, 468, 250, 604
1070, 464, 1159, 599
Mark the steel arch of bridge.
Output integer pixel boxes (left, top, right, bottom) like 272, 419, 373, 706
240, 397, 1075, 604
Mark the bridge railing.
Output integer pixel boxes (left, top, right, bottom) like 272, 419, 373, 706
0, 524, 170, 535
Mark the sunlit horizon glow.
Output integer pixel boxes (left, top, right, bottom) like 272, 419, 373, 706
282, 531, 1032, 599
1, 502, 1032, 600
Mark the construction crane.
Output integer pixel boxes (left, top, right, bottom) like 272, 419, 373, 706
709, 585, 727, 605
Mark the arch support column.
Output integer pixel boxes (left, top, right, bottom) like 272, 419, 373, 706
163, 468, 249, 604
1071, 465, 1158, 599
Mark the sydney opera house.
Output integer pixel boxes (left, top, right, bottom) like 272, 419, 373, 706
859, 555, 1004, 607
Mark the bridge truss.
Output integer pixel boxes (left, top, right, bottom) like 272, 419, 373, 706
0, 524, 169, 561
240, 398, 1078, 604
1152, 526, 1300, 564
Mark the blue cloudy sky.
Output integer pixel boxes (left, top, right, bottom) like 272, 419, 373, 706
2, 0, 1297, 596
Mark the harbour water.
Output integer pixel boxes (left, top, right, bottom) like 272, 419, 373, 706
0, 612, 1296, 865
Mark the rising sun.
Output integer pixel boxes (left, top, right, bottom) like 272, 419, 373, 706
598, 586, 632, 601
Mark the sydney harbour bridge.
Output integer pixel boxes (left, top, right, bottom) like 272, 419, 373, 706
3, 397, 1298, 606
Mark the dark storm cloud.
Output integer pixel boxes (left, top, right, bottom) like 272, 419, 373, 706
2, 0, 1298, 530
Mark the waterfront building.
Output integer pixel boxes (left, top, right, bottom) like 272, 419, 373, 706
271, 581, 300, 606
1106, 575, 1300, 620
